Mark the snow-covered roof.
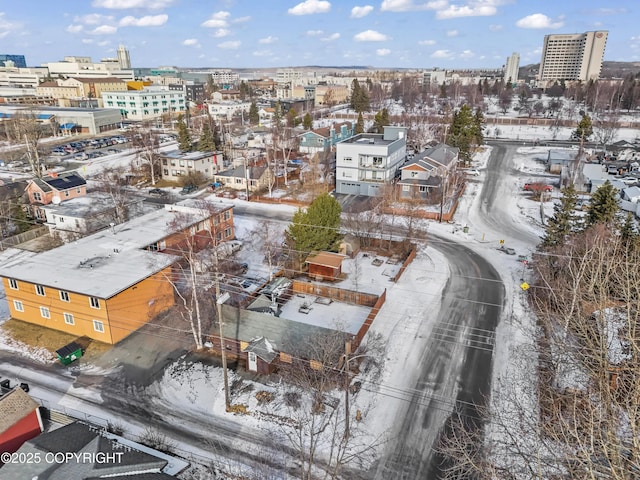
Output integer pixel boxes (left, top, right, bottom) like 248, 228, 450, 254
623, 185, 640, 200
0, 199, 232, 299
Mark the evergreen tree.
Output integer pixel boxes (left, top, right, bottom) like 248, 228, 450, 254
355, 112, 365, 134
286, 192, 343, 258
587, 180, 619, 225
620, 212, 638, 247
350, 79, 370, 113
372, 108, 390, 133
472, 107, 484, 145
302, 112, 313, 130
448, 104, 476, 164
541, 184, 578, 248
198, 118, 215, 152
249, 102, 259, 125
11, 202, 31, 233
286, 108, 299, 128
177, 116, 192, 152
239, 80, 251, 101
573, 114, 593, 141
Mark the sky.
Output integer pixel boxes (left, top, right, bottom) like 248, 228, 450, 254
0, 0, 637, 70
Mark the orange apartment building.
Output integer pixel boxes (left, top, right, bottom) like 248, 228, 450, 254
25, 172, 87, 220
0, 200, 234, 344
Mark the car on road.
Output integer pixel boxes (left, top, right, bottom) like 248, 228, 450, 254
149, 188, 168, 197
497, 246, 516, 255
523, 183, 553, 192
180, 184, 198, 195
465, 169, 480, 176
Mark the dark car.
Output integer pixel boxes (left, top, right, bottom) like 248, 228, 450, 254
180, 184, 198, 195
149, 188, 168, 197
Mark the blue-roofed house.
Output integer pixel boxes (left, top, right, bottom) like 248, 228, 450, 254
25, 172, 87, 220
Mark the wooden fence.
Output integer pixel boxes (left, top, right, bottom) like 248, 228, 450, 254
0, 226, 49, 251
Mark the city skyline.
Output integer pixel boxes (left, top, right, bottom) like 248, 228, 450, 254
0, 1, 635, 69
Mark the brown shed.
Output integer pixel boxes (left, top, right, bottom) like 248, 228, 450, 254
306, 252, 345, 281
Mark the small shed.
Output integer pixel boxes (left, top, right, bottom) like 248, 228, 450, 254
306, 251, 345, 281
242, 337, 278, 374
55, 341, 83, 365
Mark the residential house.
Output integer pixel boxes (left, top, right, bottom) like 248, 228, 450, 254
306, 251, 345, 281
335, 126, 407, 197
0, 200, 235, 344
0, 383, 44, 455
160, 149, 224, 182
0, 421, 184, 479
214, 165, 273, 193
398, 143, 459, 199
622, 185, 640, 202
41, 192, 147, 240
212, 90, 241, 101
258, 107, 275, 123
25, 172, 87, 221
299, 121, 353, 154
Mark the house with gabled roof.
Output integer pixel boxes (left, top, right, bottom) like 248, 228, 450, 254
398, 143, 459, 199
0, 384, 44, 455
0, 199, 235, 344
213, 164, 273, 193
25, 172, 87, 220
299, 121, 354, 154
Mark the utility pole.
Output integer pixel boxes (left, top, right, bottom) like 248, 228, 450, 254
214, 249, 231, 412
439, 170, 448, 223
343, 341, 352, 441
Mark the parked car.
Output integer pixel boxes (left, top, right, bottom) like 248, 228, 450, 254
180, 184, 198, 195
465, 169, 480, 176
523, 183, 552, 192
497, 246, 516, 255
149, 188, 168, 197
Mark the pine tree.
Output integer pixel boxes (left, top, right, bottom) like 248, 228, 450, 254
373, 108, 390, 133
620, 212, 638, 247
286, 192, 343, 258
573, 114, 593, 141
448, 104, 476, 164
472, 107, 484, 145
249, 102, 259, 125
302, 112, 313, 130
177, 116, 192, 152
286, 108, 299, 128
541, 184, 578, 248
198, 120, 215, 152
587, 180, 619, 225
355, 112, 365, 134
350, 79, 370, 113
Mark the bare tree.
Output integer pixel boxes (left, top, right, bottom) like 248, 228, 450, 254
253, 220, 285, 281
593, 113, 621, 150
8, 109, 46, 178
132, 125, 162, 185
92, 165, 132, 224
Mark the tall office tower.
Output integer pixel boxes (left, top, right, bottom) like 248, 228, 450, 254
504, 52, 519, 85
538, 31, 607, 86
117, 45, 131, 69
0, 54, 27, 68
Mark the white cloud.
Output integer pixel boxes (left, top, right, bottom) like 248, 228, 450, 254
516, 13, 564, 29
446, 29, 458, 37
201, 11, 230, 28
119, 14, 168, 27
91, 0, 173, 8
376, 48, 391, 56
74, 14, 114, 25
306, 30, 324, 36
232, 16, 251, 23
418, 39, 436, 45
288, 0, 331, 15
253, 50, 273, 57
81, 38, 94, 44
436, 4, 498, 19
212, 29, 230, 38
459, 49, 474, 58
259, 35, 278, 44
0, 13, 20, 38
183, 38, 200, 47
87, 24, 118, 35
321, 32, 340, 41
66, 24, 84, 33
351, 5, 374, 18
354, 29, 389, 41
489, 24, 503, 31
97, 40, 110, 46
218, 40, 241, 49
431, 49, 453, 58
380, 0, 446, 12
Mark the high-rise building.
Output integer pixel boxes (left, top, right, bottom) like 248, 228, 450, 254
538, 31, 607, 86
117, 45, 131, 69
504, 52, 519, 85
0, 54, 27, 68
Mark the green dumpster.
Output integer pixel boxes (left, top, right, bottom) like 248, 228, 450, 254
56, 341, 83, 365
463, 225, 469, 233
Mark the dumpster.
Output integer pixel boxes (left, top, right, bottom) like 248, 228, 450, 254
56, 341, 83, 365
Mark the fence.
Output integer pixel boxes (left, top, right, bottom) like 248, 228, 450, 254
393, 247, 417, 283
0, 226, 49, 251
354, 288, 387, 348
290, 279, 379, 307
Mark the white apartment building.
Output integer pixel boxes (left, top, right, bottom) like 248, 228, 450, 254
504, 52, 520, 85
117, 45, 131, 69
209, 70, 239, 84
160, 149, 224, 181
538, 31, 608, 86
42, 57, 134, 81
335, 126, 407, 197
101, 87, 185, 121
0, 67, 48, 88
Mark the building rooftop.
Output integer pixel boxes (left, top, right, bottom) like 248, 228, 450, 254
340, 133, 393, 146
0, 200, 233, 299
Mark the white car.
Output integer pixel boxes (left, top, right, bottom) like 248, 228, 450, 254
465, 169, 480, 176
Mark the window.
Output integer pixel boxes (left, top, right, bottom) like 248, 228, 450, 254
90, 297, 100, 309
35, 284, 45, 296
223, 211, 230, 221
60, 291, 70, 302
13, 300, 24, 312
93, 320, 105, 333
224, 227, 232, 238
411, 171, 419, 178
40, 306, 50, 319
76, 187, 81, 193
402, 185, 410, 192
343, 157, 352, 163
64, 313, 74, 325
419, 186, 428, 192
8, 278, 18, 290
33, 192, 42, 202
